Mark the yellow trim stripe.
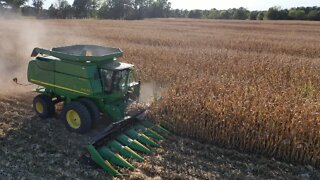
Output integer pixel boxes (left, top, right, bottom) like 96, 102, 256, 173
30, 79, 89, 95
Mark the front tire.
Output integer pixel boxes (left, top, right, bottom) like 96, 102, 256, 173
78, 98, 100, 125
61, 101, 92, 133
33, 94, 55, 119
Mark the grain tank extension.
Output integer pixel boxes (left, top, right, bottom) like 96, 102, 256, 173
27, 45, 169, 176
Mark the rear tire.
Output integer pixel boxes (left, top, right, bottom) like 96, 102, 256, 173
61, 101, 92, 133
33, 94, 55, 119
78, 98, 100, 125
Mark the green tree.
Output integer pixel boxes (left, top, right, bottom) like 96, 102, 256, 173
48, 3, 57, 18
32, 0, 44, 15
266, 6, 279, 19
73, 0, 100, 18
249, 11, 259, 20
266, 6, 288, 20
202, 10, 210, 18
256, 12, 265, 20
170, 9, 187, 18
110, 0, 131, 19
5, 0, 28, 11
88, 0, 100, 17
0, 0, 7, 7
126, 0, 152, 20
208, 9, 220, 19
55, 0, 73, 18
97, 2, 110, 18
219, 10, 231, 19
73, 0, 89, 18
149, 0, 171, 18
188, 9, 202, 19
232, 7, 249, 20
307, 10, 320, 20
288, 9, 305, 20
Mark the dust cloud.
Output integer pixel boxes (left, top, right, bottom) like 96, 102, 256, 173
139, 81, 166, 105
0, 18, 117, 95
0, 19, 46, 94
0, 18, 167, 101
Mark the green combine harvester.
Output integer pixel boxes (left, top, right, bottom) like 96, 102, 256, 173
27, 45, 169, 176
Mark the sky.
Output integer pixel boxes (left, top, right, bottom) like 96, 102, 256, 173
40, 0, 320, 10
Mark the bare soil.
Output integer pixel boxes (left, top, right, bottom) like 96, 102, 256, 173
0, 93, 319, 180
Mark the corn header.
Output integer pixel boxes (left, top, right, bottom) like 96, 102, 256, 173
27, 45, 169, 176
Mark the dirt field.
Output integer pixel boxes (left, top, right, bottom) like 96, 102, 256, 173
1, 18, 320, 179
0, 93, 319, 179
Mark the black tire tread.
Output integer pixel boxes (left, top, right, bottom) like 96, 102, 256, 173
33, 94, 55, 119
78, 98, 100, 125
61, 101, 92, 133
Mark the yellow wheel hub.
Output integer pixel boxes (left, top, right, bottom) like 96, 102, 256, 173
35, 102, 44, 114
66, 110, 81, 129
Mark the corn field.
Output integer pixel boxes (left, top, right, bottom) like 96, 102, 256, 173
1, 19, 320, 168
140, 19, 320, 168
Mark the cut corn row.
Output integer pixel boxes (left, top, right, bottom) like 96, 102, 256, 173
86, 118, 169, 177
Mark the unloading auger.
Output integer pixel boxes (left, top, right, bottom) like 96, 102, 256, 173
27, 45, 169, 176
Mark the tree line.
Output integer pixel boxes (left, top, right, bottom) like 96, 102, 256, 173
186, 6, 320, 21
1, 0, 320, 21
0, 0, 172, 19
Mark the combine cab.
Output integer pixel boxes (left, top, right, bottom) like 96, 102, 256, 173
27, 45, 169, 176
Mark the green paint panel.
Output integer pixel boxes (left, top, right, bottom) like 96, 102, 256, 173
54, 72, 92, 95
135, 125, 164, 140
139, 121, 169, 136
153, 125, 170, 136
116, 134, 151, 154
90, 79, 103, 94
126, 129, 160, 147
36, 57, 56, 71
55, 61, 97, 79
86, 145, 121, 176
104, 104, 125, 121
108, 140, 144, 161
98, 147, 134, 170
27, 61, 55, 89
